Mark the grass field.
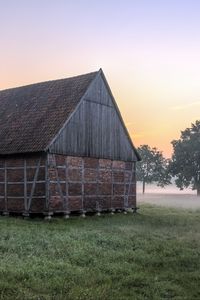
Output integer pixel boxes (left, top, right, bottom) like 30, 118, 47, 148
0, 205, 200, 300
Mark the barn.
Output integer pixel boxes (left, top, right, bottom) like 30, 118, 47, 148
0, 69, 140, 218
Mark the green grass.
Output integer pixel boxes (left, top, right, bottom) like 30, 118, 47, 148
0, 205, 200, 300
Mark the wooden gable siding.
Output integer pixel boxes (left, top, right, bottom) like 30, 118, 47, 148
49, 74, 137, 162
83, 72, 113, 106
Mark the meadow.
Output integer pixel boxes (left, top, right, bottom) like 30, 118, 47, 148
0, 205, 200, 300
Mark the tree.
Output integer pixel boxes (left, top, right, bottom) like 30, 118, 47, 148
137, 145, 171, 194
169, 120, 200, 196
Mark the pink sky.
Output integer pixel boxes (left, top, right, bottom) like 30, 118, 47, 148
1, 0, 200, 158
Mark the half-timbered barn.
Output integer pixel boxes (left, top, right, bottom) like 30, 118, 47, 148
0, 69, 140, 218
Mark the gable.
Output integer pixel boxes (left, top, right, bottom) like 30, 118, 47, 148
49, 71, 139, 161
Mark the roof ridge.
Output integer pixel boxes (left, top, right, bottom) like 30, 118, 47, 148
0, 70, 99, 93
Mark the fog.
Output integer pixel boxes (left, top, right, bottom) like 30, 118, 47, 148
137, 182, 200, 210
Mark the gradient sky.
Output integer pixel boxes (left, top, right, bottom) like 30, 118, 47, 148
1, 0, 200, 158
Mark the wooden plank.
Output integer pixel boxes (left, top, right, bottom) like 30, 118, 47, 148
27, 157, 41, 211
84, 98, 113, 108
0, 166, 45, 170
125, 163, 135, 207
81, 158, 84, 212
7, 196, 46, 199
96, 159, 100, 211
4, 161, 7, 212
65, 160, 69, 212
0, 181, 45, 185
53, 155, 65, 209
45, 155, 50, 211
111, 165, 114, 210
24, 159, 27, 211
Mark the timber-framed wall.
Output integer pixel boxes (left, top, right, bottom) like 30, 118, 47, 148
0, 154, 46, 215
0, 153, 136, 216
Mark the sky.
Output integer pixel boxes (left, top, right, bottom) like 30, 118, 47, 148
1, 0, 200, 158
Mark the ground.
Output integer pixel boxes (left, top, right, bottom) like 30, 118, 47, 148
0, 204, 200, 300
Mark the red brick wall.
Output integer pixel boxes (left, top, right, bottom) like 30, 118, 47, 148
48, 154, 136, 213
0, 153, 136, 214
0, 154, 46, 213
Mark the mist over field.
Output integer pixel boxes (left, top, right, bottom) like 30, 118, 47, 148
137, 180, 195, 195
137, 181, 200, 210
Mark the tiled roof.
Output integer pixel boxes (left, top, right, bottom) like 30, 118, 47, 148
0, 71, 97, 154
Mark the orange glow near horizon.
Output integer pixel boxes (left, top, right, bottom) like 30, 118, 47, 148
1, 1, 200, 158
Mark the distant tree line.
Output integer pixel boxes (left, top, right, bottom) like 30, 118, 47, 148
137, 120, 200, 196
136, 145, 171, 194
